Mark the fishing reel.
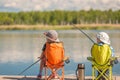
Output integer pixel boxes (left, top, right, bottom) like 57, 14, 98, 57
63, 56, 70, 64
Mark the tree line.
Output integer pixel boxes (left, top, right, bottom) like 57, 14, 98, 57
0, 9, 120, 25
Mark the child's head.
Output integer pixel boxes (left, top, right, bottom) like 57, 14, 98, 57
96, 32, 110, 45
44, 30, 59, 42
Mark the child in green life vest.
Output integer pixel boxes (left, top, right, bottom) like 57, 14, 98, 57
96, 32, 118, 64
91, 32, 118, 80
96, 32, 114, 56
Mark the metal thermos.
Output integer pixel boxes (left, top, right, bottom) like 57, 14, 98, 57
76, 63, 85, 80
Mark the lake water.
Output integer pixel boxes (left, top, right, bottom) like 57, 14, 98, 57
0, 30, 120, 76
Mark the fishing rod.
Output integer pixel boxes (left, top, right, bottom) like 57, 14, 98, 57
73, 25, 120, 63
73, 25, 95, 43
18, 59, 40, 75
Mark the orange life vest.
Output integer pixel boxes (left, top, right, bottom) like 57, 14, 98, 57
44, 42, 64, 65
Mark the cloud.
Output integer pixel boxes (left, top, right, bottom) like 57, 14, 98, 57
102, 0, 109, 4
4, 2, 17, 7
34, 5, 41, 11
0, 0, 120, 12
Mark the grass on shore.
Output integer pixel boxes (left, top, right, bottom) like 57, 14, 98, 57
0, 25, 72, 30
0, 24, 120, 30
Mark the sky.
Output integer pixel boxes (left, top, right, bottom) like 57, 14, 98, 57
0, 0, 120, 12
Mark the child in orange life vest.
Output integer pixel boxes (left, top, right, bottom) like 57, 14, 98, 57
37, 30, 60, 79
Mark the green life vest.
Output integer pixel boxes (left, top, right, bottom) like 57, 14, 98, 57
91, 43, 112, 65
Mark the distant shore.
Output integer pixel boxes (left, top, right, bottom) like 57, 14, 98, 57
0, 24, 120, 30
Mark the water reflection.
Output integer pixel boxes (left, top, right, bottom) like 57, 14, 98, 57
0, 50, 31, 63
0, 30, 120, 76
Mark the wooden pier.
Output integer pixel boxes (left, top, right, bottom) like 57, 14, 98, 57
0, 75, 120, 80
